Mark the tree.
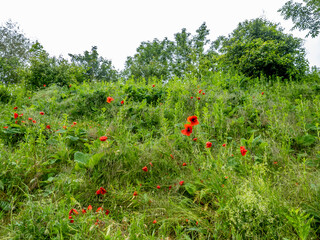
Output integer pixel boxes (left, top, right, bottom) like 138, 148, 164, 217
69, 46, 118, 82
0, 20, 33, 84
279, 0, 320, 38
215, 18, 308, 80
124, 23, 217, 81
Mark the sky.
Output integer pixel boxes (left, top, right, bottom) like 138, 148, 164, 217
0, 0, 319, 70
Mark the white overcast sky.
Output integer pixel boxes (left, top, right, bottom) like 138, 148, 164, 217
0, 0, 319, 70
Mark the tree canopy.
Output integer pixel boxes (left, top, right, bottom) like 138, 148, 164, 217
279, 0, 320, 38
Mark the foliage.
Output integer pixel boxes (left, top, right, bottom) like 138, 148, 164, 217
69, 46, 118, 82
0, 20, 33, 84
215, 18, 309, 80
279, 0, 320, 37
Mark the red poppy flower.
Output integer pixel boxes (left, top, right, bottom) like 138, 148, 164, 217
32, 120, 36, 123
82, 209, 86, 214
153, 220, 157, 224
63, 126, 67, 129
69, 84, 72, 88
157, 185, 161, 189
196, 221, 198, 225
197, 97, 200, 100
186, 219, 189, 222
273, 161, 278, 165
193, 137, 197, 141
40, 112, 44, 115
240, 146, 248, 156
13, 107, 18, 110
96, 189, 101, 195
105, 210, 110, 215
169, 185, 172, 190
19, 114, 23, 117
43, 84, 46, 87
121, 100, 124, 105
222, 143, 226, 147
181, 124, 193, 136
28, 118, 32, 121
73, 122, 77, 125
96, 187, 106, 195
190, 97, 193, 99
206, 142, 212, 148
179, 181, 184, 186
96, 207, 103, 212
3, 126, 8, 129
70, 219, 74, 223
170, 154, 174, 159
100, 136, 108, 141
46, 125, 51, 129
152, 84, 155, 87
202, 92, 205, 95
29, 97, 31, 99
182, 162, 187, 166
199, 89, 202, 93
261, 92, 264, 95
149, 162, 153, 166
133, 191, 138, 196
88, 205, 92, 210
142, 166, 148, 172
14, 113, 18, 119
107, 97, 114, 103
187, 116, 199, 126
69, 209, 79, 216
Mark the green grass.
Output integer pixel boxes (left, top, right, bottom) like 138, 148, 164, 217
0, 72, 320, 239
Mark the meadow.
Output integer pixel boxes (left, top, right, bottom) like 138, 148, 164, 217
0, 71, 319, 239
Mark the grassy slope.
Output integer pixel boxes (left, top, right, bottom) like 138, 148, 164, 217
0, 73, 320, 239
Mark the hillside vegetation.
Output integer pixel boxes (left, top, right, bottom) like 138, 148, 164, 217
0, 72, 320, 239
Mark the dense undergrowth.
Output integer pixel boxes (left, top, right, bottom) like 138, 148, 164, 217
0, 72, 320, 239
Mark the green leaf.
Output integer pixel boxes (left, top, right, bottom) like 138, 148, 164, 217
88, 152, 105, 169
185, 183, 197, 196
74, 151, 91, 166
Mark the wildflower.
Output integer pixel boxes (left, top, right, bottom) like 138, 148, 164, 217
82, 209, 86, 214
199, 89, 202, 93
206, 142, 212, 148
19, 114, 23, 117
179, 181, 184, 186
88, 205, 92, 210
46, 125, 51, 129
63, 126, 67, 129
69, 84, 72, 88
190, 97, 193, 99
170, 154, 174, 159
222, 143, 226, 147
157, 185, 161, 189
152, 84, 155, 87
133, 191, 138, 196
197, 97, 200, 100
240, 146, 248, 156
225, 176, 228, 179
105, 210, 110, 215
3, 126, 8, 129
121, 100, 124, 105
32, 120, 36, 123
73, 122, 77, 125
181, 124, 193, 136
69, 209, 79, 216
149, 162, 153, 166
196, 221, 198, 225
106, 97, 114, 103
43, 84, 46, 87
273, 161, 278, 165
202, 92, 205, 95
13, 107, 18, 110
187, 116, 199, 126
186, 219, 189, 222
70, 219, 74, 223
29, 97, 31, 99
40, 112, 44, 115
142, 166, 148, 172
261, 92, 264, 95
28, 118, 32, 120
96, 187, 107, 195
14, 113, 18, 119
193, 137, 197, 141
100, 136, 108, 141
153, 220, 157, 224
96, 207, 103, 212
169, 185, 172, 190
182, 162, 187, 166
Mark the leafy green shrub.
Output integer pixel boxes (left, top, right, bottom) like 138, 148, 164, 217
0, 85, 11, 103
